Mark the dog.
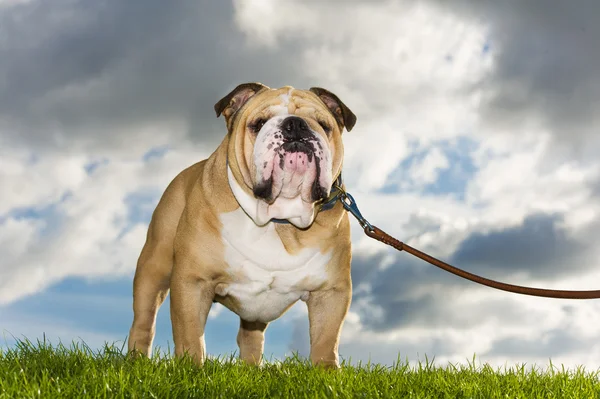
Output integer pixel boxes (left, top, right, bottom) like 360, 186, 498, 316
127, 83, 357, 369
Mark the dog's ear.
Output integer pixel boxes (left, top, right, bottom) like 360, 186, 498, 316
214, 83, 270, 125
309, 87, 357, 132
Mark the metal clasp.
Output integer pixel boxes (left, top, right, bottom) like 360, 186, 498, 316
339, 191, 374, 232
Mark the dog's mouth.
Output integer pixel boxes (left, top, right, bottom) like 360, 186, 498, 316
253, 142, 328, 205
280, 140, 312, 154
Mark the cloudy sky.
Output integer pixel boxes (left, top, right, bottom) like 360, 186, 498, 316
2, 0, 600, 369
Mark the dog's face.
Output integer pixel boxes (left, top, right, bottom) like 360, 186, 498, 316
216, 84, 356, 228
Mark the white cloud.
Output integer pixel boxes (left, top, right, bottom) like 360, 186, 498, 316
336, 287, 600, 370
0, 129, 213, 304
233, 0, 491, 193
0, 149, 87, 214
467, 132, 600, 227
409, 147, 450, 185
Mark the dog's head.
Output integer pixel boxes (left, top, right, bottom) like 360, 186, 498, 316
216, 83, 356, 228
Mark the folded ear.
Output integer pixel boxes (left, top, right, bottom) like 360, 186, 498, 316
309, 87, 357, 132
214, 82, 270, 124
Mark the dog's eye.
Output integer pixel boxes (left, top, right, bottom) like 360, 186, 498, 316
318, 120, 331, 134
250, 118, 267, 132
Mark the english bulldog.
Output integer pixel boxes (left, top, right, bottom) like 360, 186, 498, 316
127, 83, 357, 369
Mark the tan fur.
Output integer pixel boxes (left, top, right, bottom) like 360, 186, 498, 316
128, 85, 353, 369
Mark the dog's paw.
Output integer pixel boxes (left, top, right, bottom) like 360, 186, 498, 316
126, 348, 148, 360
313, 359, 340, 370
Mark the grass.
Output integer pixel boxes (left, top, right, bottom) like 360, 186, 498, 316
1, 338, 600, 398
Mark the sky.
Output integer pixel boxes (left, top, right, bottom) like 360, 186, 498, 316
2, 0, 600, 370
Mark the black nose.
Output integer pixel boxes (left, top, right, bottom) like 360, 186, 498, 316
280, 116, 311, 141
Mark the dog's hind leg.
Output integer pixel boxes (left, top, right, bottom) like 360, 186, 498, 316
127, 172, 190, 358
237, 319, 268, 365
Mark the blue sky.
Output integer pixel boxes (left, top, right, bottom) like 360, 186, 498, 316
2, 275, 295, 360
377, 136, 478, 201
2, 0, 600, 369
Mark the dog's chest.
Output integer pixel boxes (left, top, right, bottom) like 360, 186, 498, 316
218, 208, 331, 323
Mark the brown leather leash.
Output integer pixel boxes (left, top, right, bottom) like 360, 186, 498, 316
336, 189, 600, 300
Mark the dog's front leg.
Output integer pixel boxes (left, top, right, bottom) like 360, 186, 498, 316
170, 241, 215, 366
306, 278, 352, 369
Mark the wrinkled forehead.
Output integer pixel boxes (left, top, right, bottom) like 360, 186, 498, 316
244, 87, 330, 118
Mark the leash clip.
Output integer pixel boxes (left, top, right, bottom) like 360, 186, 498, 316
339, 190, 374, 232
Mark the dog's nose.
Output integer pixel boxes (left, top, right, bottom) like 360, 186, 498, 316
280, 116, 310, 141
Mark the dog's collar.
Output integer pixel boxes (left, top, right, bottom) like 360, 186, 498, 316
225, 155, 342, 225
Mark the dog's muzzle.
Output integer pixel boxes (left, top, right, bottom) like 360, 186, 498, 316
252, 115, 333, 205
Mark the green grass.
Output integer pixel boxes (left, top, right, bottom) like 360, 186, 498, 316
1, 338, 599, 398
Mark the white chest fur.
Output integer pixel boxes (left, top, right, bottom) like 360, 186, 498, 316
219, 207, 331, 323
